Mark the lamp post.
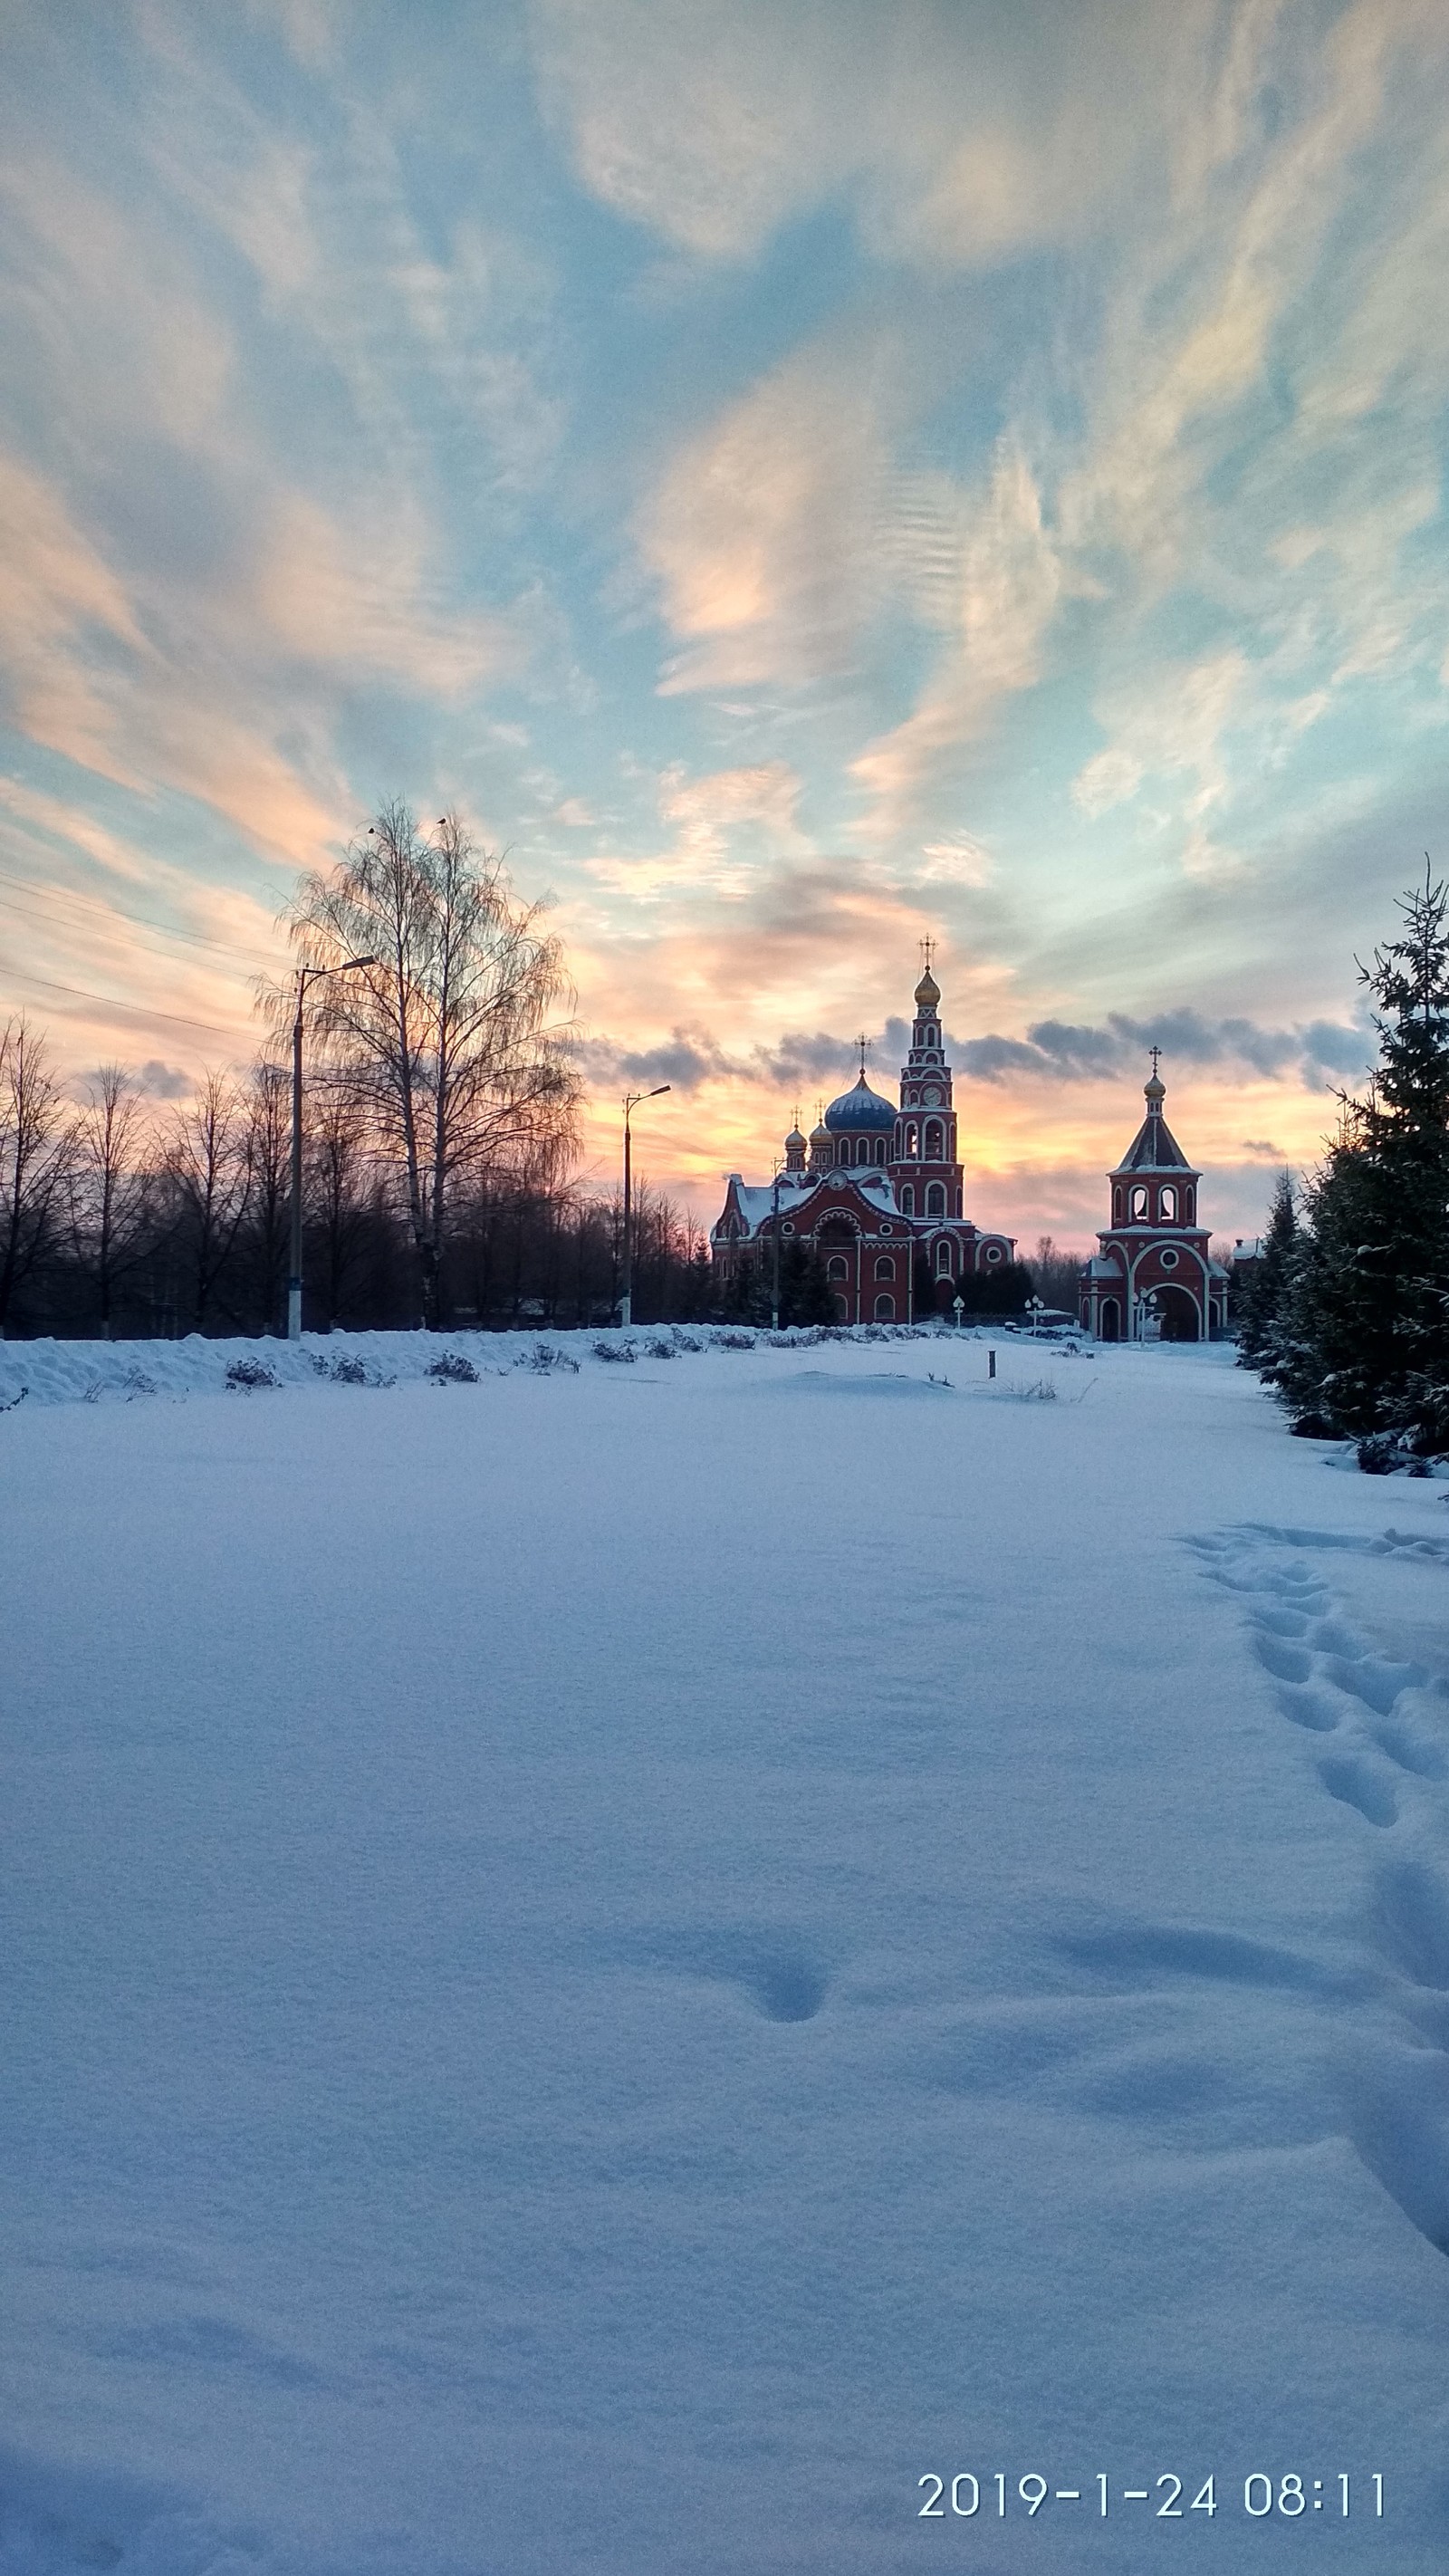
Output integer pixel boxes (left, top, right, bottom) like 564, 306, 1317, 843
770, 1161, 784, 1330
288, 956, 376, 1341
620, 1085, 670, 1328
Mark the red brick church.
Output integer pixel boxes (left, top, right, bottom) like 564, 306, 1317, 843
710, 957, 1015, 1322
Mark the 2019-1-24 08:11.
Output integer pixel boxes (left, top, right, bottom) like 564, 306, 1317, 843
916, 2472, 1384, 2520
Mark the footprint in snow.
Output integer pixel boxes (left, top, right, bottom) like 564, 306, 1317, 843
1190, 1521, 1449, 2254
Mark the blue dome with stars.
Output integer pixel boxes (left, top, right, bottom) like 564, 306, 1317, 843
823, 1072, 897, 1133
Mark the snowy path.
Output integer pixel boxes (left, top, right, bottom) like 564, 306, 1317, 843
3, 1340, 1448, 2572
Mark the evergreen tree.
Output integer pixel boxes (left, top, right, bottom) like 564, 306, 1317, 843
1235, 1171, 1299, 1374
1276, 870, 1449, 1446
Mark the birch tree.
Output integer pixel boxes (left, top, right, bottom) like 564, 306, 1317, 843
0, 1018, 75, 1336
268, 803, 580, 1327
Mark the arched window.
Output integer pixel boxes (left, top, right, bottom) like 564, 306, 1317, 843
874, 1254, 895, 1281
833, 1293, 849, 1322
1184, 1189, 1195, 1223
874, 1293, 896, 1320
926, 1182, 945, 1216
827, 1254, 849, 1281
924, 1120, 944, 1160
955, 1190, 962, 1217
1100, 1296, 1121, 1341
936, 1239, 953, 1273
1113, 1187, 1124, 1225
906, 1121, 919, 1158
1129, 1185, 1147, 1221
899, 1186, 915, 1215
875, 1137, 887, 1165
1159, 1184, 1176, 1222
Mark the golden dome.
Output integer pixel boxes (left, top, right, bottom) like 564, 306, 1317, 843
915, 966, 940, 1009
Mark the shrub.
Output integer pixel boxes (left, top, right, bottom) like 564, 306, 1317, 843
226, 1357, 278, 1390
427, 1351, 479, 1383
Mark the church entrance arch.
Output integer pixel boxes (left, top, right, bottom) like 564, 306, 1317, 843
1099, 1296, 1121, 1341
1154, 1283, 1199, 1341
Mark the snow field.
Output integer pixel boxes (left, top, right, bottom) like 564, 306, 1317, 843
2, 1340, 1448, 2572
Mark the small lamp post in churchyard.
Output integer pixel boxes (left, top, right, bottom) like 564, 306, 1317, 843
288, 956, 376, 1341
771, 1161, 783, 1330
620, 1086, 670, 1328
952, 1293, 964, 1329
1026, 1294, 1045, 1336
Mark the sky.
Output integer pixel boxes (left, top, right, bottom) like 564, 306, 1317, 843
3, 0, 1449, 1246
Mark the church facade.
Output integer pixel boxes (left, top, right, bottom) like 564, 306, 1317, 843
1079, 1064, 1230, 1341
710, 960, 1015, 1324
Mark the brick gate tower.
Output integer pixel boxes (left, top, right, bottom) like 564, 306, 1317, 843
1080, 1058, 1229, 1341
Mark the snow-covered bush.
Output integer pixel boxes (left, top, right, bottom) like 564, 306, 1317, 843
716, 1330, 755, 1350
592, 1339, 637, 1362
427, 1351, 479, 1384
226, 1357, 279, 1390
516, 1342, 579, 1374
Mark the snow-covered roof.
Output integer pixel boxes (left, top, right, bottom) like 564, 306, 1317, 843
717, 1168, 902, 1240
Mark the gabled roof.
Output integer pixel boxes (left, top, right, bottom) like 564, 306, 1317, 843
1110, 1075, 1196, 1176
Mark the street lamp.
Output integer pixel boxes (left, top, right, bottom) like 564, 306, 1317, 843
620, 1085, 670, 1328
288, 956, 376, 1341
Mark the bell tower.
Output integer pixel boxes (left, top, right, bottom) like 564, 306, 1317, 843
890, 942, 963, 1222
1081, 1056, 1226, 1340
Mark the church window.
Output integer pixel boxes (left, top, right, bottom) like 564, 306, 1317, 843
924, 1120, 944, 1159
984, 1243, 1003, 1263
1158, 1247, 1179, 1271
1113, 1187, 1124, 1225
874, 1254, 895, 1281
1159, 1184, 1177, 1221
899, 1186, 915, 1215
936, 1239, 953, 1274
875, 1137, 887, 1165
874, 1293, 896, 1320
906, 1121, 919, 1157
926, 1183, 945, 1216
833, 1293, 849, 1322
1129, 1185, 1148, 1220
827, 1254, 849, 1281
1184, 1189, 1195, 1222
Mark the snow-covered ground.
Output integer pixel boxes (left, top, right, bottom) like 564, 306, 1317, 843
4, 1335, 1449, 2573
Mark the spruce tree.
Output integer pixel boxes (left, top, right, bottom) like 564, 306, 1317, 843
1236, 1171, 1299, 1375
1277, 870, 1449, 1446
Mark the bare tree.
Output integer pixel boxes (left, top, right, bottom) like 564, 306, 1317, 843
243, 1060, 291, 1333
305, 1073, 374, 1327
0, 1018, 76, 1336
168, 1072, 254, 1330
70, 1065, 153, 1336
268, 802, 581, 1326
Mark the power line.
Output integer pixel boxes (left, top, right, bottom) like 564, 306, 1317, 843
0, 965, 249, 1042
0, 865, 283, 976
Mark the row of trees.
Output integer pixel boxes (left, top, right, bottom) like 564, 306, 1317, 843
4, 803, 644, 1337
1238, 869, 1449, 1463
0, 1018, 726, 1338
